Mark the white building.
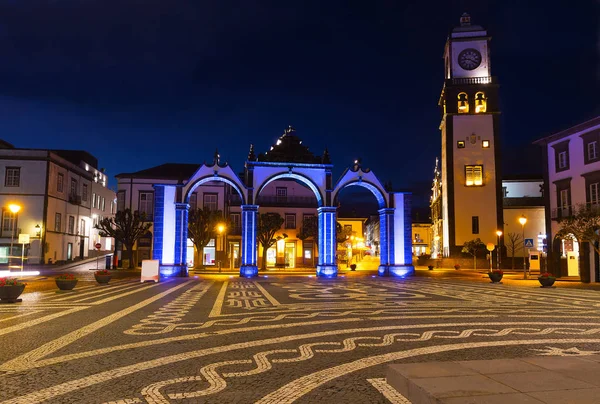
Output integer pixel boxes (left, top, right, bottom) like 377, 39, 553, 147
534, 115, 600, 282
0, 140, 115, 265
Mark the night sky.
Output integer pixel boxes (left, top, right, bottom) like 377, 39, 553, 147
0, 1, 597, 208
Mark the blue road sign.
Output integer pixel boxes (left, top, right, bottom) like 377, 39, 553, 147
524, 238, 534, 248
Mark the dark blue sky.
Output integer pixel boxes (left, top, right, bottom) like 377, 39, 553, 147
0, 1, 597, 207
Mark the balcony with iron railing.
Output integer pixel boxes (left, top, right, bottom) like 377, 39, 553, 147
68, 193, 82, 205
551, 202, 600, 220
446, 76, 496, 86
255, 195, 318, 208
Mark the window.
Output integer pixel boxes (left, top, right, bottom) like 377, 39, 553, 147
203, 193, 218, 211
55, 213, 61, 232
80, 219, 85, 236
230, 213, 241, 233
82, 184, 88, 201
5, 167, 20, 187
588, 141, 598, 161
139, 192, 154, 218
70, 178, 78, 197
482, 140, 490, 148
117, 191, 125, 212
474, 92, 487, 113
591, 183, 600, 206
276, 187, 287, 203
472, 216, 479, 234
68, 216, 75, 234
558, 151, 568, 169
552, 140, 570, 172
457, 92, 469, 113
2, 210, 17, 236
465, 165, 483, 186
285, 214, 296, 229
189, 193, 197, 209
101, 197, 105, 211
344, 224, 353, 233
57, 173, 64, 193
110, 200, 114, 214
92, 193, 97, 208
457, 141, 465, 149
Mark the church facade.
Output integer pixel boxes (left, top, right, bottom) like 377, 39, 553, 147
116, 127, 413, 278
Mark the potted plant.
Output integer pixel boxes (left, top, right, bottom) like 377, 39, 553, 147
94, 269, 112, 284
488, 269, 503, 283
55, 273, 78, 291
538, 272, 556, 288
349, 264, 357, 271
0, 278, 26, 303
454, 264, 461, 270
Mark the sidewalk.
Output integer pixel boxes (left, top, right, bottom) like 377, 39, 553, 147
416, 265, 600, 290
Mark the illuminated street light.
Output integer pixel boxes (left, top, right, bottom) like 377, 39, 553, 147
217, 223, 226, 273
496, 230, 502, 270
8, 204, 21, 267
519, 215, 527, 279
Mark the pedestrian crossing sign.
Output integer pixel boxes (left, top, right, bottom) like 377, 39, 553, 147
524, 238, 534, 248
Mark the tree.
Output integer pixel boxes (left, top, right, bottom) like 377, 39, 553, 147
188, 208, 225, 269
336, 222, 353, 243
557, 203, 600, 282
506, 232, 523, 270
461, 238, 485, 270
297, 216, 318, 241
95, 209, 152, 269
257, 213, 287, 270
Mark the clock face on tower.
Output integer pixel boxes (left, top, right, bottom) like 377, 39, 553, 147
458, 48, 482, 70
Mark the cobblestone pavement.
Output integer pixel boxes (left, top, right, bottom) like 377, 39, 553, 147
3, 270, 600, 403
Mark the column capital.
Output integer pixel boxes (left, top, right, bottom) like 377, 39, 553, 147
378, 208, 395, 215
241, 204, 259, 211
175, 203, 189, 210
317, 206, 337, 214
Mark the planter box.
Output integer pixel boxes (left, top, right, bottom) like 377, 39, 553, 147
488, 272, 503, 283
56, 279, 78, 291
95, 275, 111, 284
538, 277, 556, 287
0, 284, 25, 303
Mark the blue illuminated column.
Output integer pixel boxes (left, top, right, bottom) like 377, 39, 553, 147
173, 203, 189, 277
316, 207, 338, 278
378, 208, 395, 276
240, 205, 259, 278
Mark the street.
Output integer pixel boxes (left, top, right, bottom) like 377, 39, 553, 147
2, 270, 600, 403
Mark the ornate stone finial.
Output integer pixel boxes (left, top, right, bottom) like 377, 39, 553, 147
213, 148, 220, 165
248, 144, 256, 161
460, 12, 471, 26
322, 148, 331, 164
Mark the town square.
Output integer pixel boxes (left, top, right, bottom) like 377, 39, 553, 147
0, 2, 599, 403
4, 268, 600, 403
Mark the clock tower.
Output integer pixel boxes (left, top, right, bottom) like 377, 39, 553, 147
438, 13, 503, 256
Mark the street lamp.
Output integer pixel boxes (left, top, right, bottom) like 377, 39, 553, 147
8, 204, 21, 267
496, 230, 502, 271
217, 223, 225, 273
519, 215, 527, 279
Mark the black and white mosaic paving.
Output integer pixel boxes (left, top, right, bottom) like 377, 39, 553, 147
2, 273, 600, 403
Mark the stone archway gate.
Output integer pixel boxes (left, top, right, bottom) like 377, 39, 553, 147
152, 149, 413, 279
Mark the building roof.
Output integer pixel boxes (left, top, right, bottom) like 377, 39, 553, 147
533, 115, 600, 145
256, 126, 328, 164
115, 163, 201, 180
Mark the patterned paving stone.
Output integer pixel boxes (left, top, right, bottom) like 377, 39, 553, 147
3, 272, 600, 403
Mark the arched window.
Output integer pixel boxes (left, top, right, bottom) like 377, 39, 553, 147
475, 92, 487, 113
457, 93, 469, 113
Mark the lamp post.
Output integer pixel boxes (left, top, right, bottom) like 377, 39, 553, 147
519, 215, 527, 279
496, 230, 502, 271
217, 223, 225, 273
8, 204, 21, 268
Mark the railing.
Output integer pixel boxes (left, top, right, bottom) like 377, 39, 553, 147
551, 203, 600, 220
68, 193, 82, 205
255, 195, 318, 208
228, 194, 243, 206
229, 226, 242, 235
503, 197, 544, 207
448, 76, 494, 85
